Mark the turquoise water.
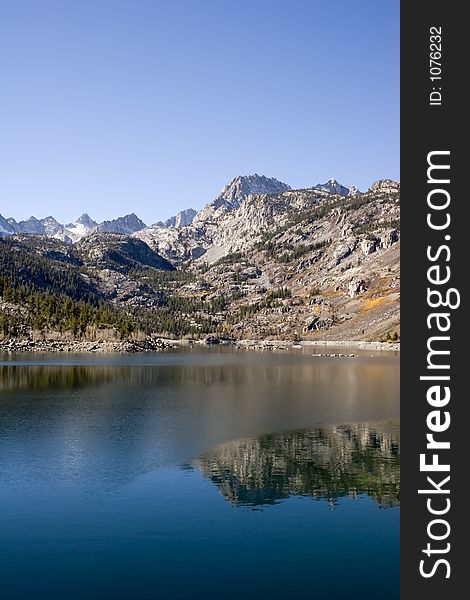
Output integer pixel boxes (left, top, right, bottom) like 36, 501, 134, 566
0, 349, 400, 599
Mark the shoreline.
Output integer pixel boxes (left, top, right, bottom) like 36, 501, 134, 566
235, 339, 400, 352
0, 337, 400, 354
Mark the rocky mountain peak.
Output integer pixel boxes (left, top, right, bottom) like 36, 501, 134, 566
40, 216, 63, 236
368, 179, 400, 194
162, 208, 197, 229
0, 214, 15, 235
215, 174, 291, 209
62, 213, 98, 243
96, 213, 147, 235
315, 179, 359, 197
192, 174, 291, 225
18, 216, 42, 234
75, 213, 97, 228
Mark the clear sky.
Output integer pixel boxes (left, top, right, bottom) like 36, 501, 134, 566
0, 0, 399, 225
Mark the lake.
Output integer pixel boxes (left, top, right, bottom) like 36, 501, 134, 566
0, 347, 400, 599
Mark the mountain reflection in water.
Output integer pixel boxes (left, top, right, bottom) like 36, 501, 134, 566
194, 423, 400, 508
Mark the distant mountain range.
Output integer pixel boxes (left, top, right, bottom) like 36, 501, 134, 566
0, 175, 366, 244
0, 211, 146, 242
0, 208, 196, 243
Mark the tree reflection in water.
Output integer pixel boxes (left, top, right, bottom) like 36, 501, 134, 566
194, 423, 400, 508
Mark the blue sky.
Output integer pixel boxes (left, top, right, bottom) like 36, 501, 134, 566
0, 0, 399, 225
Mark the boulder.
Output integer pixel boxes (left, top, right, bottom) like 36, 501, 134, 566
360, 239, 377, 255
380, 229, 400, 249
348, 278, 367, 297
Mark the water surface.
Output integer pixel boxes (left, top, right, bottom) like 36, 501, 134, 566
0, 348, 399, 599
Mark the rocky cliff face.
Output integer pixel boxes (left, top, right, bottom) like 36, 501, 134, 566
162, 208, 197, 229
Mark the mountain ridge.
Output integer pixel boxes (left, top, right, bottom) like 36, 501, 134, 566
1, 175, 399, 343
0, 175, 398, 244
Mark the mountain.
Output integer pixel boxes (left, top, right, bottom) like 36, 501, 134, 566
162, 208, 197, 229
0, 232, 174, 305
0, 232, 178, 341
0, 175, 358, 241
193, 174, 291, 224
0, 215, 16, 236
1, 174, 400, 343
215, 174, 291, 208
16, 216, 44, 234
95, 213, 146, 235
76, 232, 174, 273
65, 213, 98, 238
1, 215, 64, 236
136, 175, 292, 261
40, 216, 63, 236
0, 212, 146, 242
136, 175, 361, 264
135, 176, 400, 341
369, 179, 400, 194
315, 178, 359, 196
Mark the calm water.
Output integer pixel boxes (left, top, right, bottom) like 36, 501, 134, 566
0, 348, 400, 600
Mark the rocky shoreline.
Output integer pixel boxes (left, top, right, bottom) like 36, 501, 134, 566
234, 339, 399, 352
0, 337, 180, 354
0, 336, 400, 354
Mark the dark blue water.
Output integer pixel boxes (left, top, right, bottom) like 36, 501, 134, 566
0, 349, 400, 599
